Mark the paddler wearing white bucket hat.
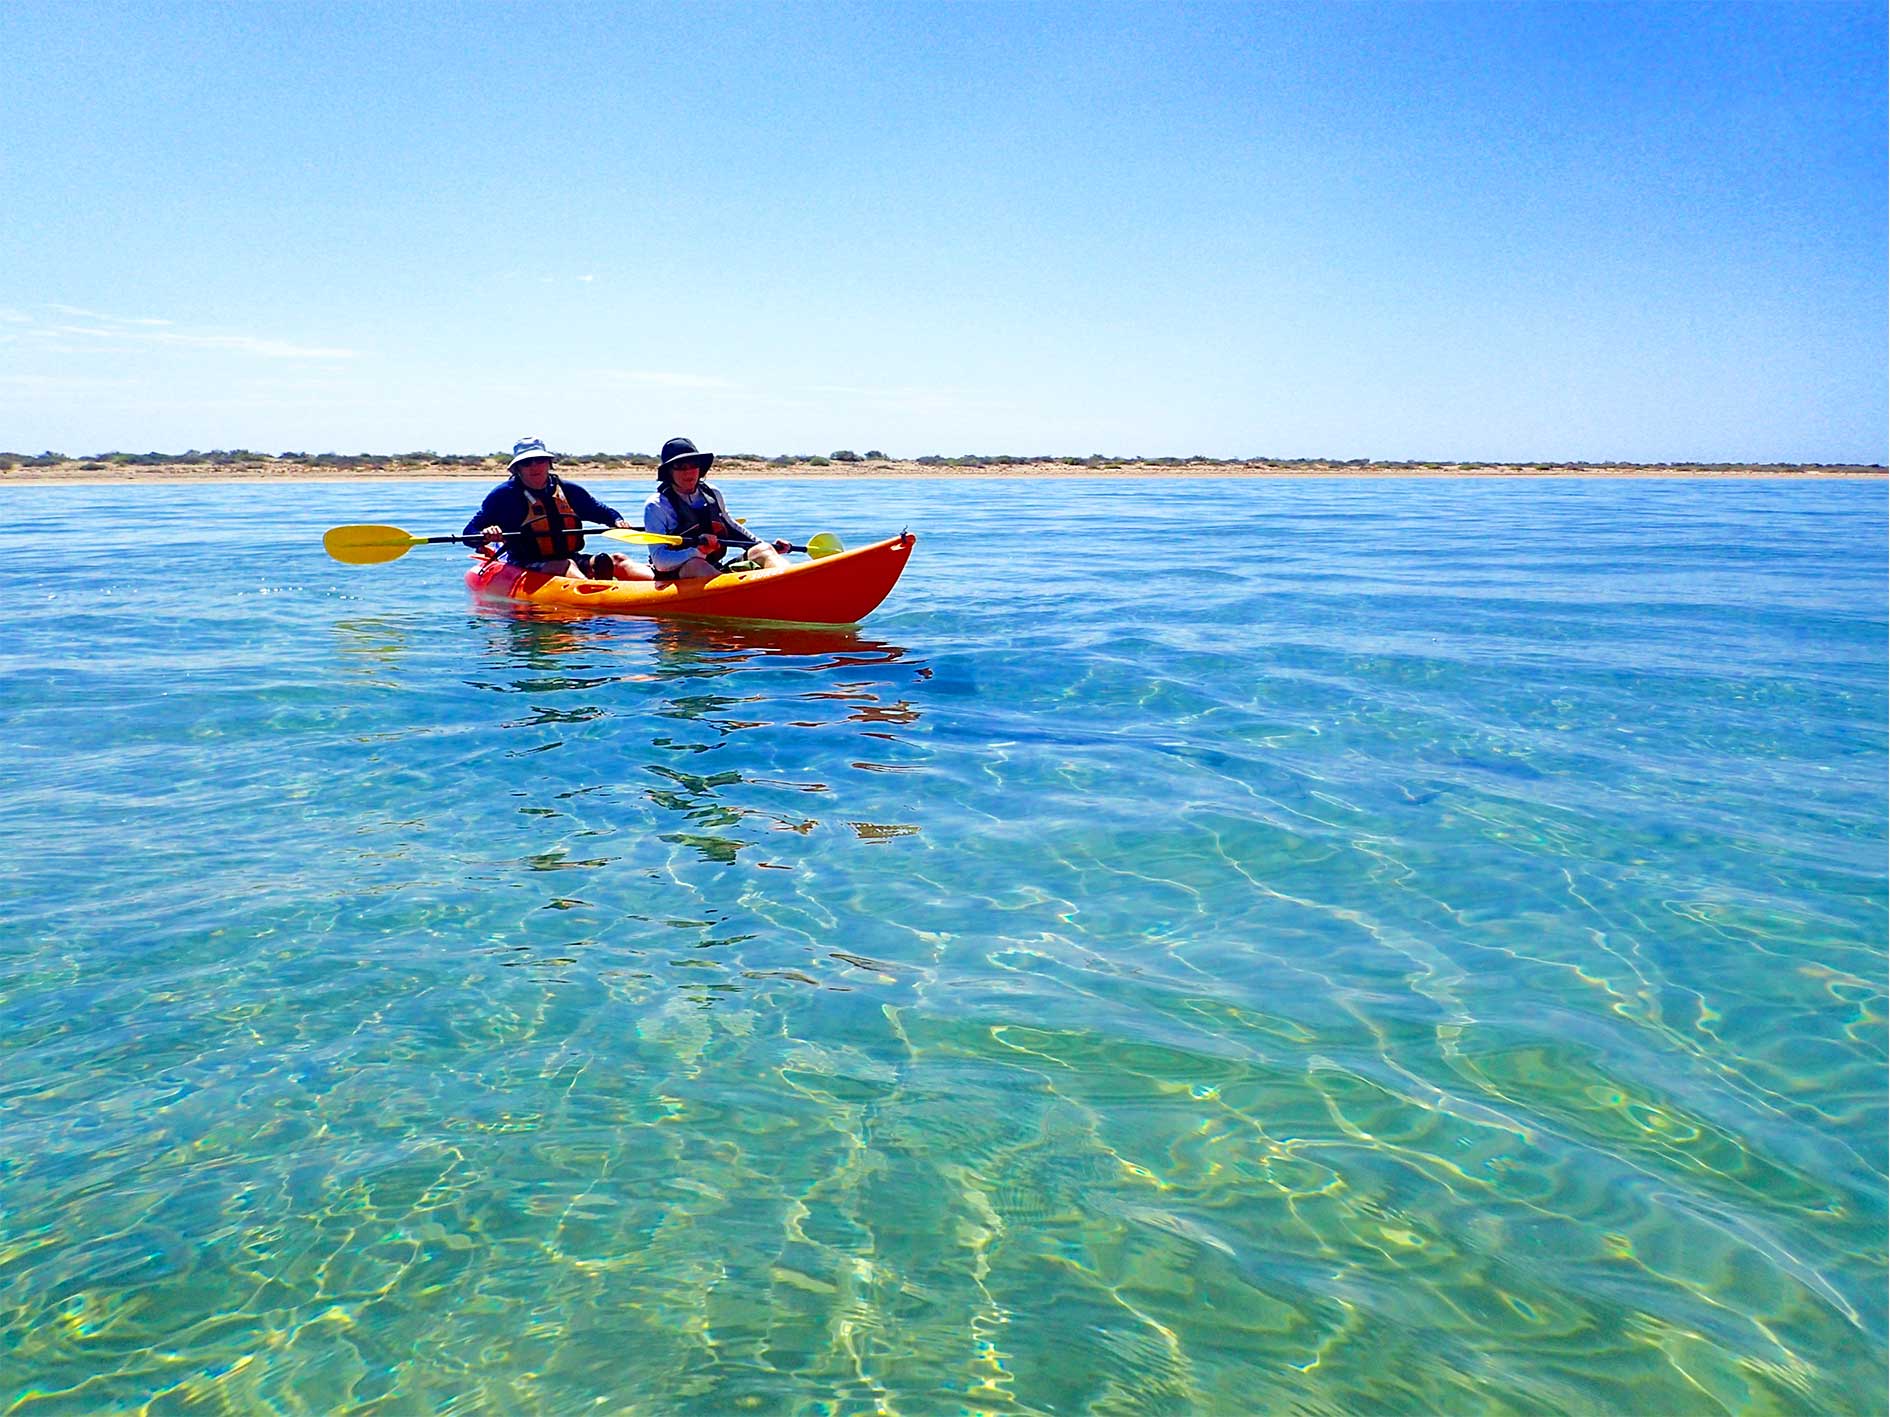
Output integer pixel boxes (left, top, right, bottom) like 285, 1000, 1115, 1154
463, 437, 655, 581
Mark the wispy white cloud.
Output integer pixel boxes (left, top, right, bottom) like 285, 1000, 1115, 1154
40, 323, 360, 360
0, 369, 366, 414
46, 303, 172, 326
590, 368, 741, 391
805, 383, 979, 399
499, 271, 604, 285
0, 372, 134, 393
15, 304, 358, 358
798, 382, 1002, 414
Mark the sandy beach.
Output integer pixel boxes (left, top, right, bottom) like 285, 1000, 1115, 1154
2, 456, 1883, 485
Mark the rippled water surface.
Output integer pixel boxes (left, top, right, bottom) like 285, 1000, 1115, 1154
2, 477, 1884, 1414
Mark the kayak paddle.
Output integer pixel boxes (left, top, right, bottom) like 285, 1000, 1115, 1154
602, 528, 847, 559
324, 522, 682, 566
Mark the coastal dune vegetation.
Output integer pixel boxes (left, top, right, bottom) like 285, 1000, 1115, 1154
2, 449, 1883, 479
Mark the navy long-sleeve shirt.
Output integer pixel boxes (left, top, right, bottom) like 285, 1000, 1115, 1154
462, 476, 624, 563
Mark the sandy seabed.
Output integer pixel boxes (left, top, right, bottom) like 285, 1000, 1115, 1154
3, 458, 1884, 486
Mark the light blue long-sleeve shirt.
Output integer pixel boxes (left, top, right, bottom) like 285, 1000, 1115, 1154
642, 485, 760, 574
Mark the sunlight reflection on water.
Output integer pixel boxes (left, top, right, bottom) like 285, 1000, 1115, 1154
0, 477, 1883, 1413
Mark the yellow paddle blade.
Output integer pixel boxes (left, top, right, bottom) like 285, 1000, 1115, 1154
602, 528, 685, 547
324, 524, 423, 565
806, 532, 844, 560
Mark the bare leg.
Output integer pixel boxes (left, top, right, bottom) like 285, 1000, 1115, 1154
548, 553, 655, 582
745, 543, 788, 569
601, 553, 654, 582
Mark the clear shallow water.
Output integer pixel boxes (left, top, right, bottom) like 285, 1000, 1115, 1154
1, 476, 1883, 1415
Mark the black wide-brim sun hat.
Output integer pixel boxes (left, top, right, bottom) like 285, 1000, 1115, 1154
657, 437, 715, 479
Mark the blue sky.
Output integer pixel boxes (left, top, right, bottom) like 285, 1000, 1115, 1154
3, 1, 1883, 462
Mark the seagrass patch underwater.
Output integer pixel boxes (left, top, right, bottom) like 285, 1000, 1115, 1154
1, 476, 1884, 1414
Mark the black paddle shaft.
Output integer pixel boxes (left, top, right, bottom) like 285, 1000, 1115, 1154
454, 527, 766, 549
446, 524, 624, 546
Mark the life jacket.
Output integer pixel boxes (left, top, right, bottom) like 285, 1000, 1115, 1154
660, 481, 752, 561
518, 478, 584, 561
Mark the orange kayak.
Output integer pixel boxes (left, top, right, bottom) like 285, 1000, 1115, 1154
465, 532, 915, 625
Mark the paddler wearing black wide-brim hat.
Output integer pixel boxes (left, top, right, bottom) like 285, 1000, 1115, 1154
462, 437, 654, 581
643, 436, 792, 580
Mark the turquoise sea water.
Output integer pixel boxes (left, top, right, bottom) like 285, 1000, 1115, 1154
1, 476, 1884, 1415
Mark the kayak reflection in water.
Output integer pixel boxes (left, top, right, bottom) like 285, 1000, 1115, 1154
649, 617, 910, 668
643, 437, 793, 581
464, 437, 655, 582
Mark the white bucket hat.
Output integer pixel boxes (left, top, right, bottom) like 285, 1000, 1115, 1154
506, 437, 556, 471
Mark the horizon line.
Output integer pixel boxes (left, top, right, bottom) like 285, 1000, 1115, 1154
4, 451, 1885, 472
